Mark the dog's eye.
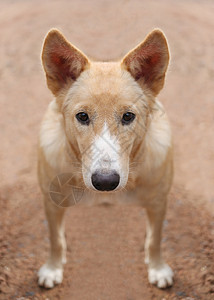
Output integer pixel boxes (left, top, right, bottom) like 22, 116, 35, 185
76, 112, 90, 125
122, 112, 135, 125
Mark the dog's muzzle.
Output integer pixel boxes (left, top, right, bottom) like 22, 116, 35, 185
91, 171, 120, 191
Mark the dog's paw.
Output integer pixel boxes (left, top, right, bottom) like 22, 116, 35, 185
148, 264, 173, 289
38, 264, 63, 288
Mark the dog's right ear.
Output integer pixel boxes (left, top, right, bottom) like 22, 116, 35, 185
121, 29, 169, 97
42, 29, 89, 96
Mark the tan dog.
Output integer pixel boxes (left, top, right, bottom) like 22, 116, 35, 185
38, 28, 173, 289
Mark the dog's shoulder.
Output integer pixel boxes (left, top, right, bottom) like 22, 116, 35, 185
144, 100, 172, 170
39, 99, 66, 170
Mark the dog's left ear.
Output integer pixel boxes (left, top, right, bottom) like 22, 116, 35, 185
42, 29, 89, 96
121, 29, 169, 96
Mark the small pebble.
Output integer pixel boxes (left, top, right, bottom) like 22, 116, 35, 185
176, 291, 186, 297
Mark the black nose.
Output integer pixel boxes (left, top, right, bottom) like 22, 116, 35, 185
91, 172, 120, 191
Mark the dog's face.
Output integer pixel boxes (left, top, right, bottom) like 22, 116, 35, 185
42, 29, 169, 192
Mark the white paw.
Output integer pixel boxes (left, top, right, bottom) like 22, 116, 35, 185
38, 264, 63, 288
148, 264, 174, 288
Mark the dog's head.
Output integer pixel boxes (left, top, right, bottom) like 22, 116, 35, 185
42, 29, 169, 192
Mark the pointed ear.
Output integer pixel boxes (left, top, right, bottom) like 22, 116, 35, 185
121, 29, 169, 96
42, 29, 89, 96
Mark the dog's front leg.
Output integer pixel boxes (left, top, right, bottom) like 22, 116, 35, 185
145, 201, 173, 288
38, 197, 66, 288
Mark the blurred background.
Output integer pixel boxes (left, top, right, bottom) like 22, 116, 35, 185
0, 0, 213, 299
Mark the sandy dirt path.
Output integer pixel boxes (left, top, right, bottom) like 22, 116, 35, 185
0, 0, 214, 299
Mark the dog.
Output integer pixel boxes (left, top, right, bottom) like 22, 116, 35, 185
37, 28, 174, 289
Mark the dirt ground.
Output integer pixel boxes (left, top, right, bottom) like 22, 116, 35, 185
0, 0, 214, 299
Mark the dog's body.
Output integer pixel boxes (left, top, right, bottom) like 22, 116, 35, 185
38, 29, 174, 289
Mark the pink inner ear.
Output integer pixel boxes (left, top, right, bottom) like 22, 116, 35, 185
139, 44, 161, 66
51, 52, 63, 65
134, 44, 162, 82
149, 52, 161, 65
49, 45, 77, 83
